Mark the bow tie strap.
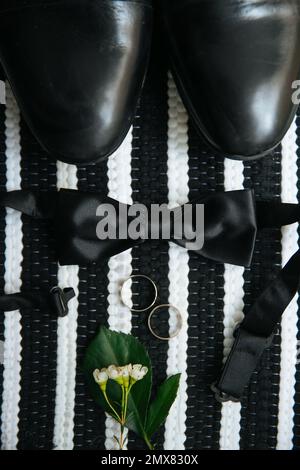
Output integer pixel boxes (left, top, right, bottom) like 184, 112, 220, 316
0, 189, 57, 219
212, 248, 300, 402
0, 287, 75, 317
256, 200, 300, 229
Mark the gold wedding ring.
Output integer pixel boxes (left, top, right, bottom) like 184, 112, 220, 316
120, 274, 158, 312
148, 304, 183, 341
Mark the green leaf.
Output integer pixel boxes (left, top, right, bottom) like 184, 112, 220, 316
145, 374, 181, 438
82, 326, 152, 438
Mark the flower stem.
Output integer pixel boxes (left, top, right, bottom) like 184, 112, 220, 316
123, 390, 129, 424
103, 391, 122, 422
119, 423, 125, 450
121, 386, 125, 423
123, 383, 134, 425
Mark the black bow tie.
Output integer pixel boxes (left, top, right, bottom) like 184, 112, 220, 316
1, 188, 298, 267
1, 188, 300, 402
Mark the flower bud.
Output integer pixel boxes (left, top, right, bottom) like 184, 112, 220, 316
93, 368, 108, 392
107, 365, 123, 386
130, 364, 148, 382
121, 365, 130, 388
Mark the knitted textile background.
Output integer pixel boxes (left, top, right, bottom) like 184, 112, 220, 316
0, 36, 299, 451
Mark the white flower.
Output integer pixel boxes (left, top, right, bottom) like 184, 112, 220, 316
98, 363, 148, 388
107, 365, 123, 385
93, 368, 108, 391
93, 368, 108, 384
130, 364, 148, 382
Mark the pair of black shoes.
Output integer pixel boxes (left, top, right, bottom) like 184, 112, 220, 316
1, 0, 300, 165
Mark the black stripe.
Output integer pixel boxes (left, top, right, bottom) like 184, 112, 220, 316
0, 76, 7, 449
241, 148, 282, 449
73, 161, 109, 450
129, 35, 169, 450
17, 119, 58, 449
185, 127, 224, 450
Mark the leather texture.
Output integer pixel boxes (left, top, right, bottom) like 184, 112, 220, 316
161, 0, 300, 160
0, 0, 152, 164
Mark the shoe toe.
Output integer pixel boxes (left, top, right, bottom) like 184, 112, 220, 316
0, 0, 152, 164
35, 113, 132, 165
196, 86, 296, 160
163, 0, 300, 160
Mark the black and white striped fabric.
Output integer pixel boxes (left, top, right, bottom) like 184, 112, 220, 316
0, 37, 300, 450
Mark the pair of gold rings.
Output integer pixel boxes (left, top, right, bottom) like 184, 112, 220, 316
120, 275, 183, 341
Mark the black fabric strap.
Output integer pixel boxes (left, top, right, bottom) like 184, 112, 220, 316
213, 248, 300, 402
256, 200, 300, 229
0, 189, 56, 219
0, 287, 75, 317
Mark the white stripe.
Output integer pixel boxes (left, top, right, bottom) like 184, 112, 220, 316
53, 162, 79, 450
164, 74, 189, 450
105, 129, 133, 450
1, 84, 23, 450
277, 119, 298, 449
219, 159, 244, 450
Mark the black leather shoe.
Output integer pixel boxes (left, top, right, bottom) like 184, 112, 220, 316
161, 0, 300, 160
0, 0, 152, 165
